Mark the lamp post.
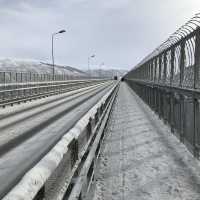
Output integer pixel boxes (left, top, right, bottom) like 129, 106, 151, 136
88, 54, 95, 78
52, 29, 66, 80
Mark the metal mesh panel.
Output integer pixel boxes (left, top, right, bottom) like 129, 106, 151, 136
165, 50, 171, 85
183, 36, 196, 88
172, 45, 181, 86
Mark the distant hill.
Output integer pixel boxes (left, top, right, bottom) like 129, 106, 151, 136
86, 69, 127, 78
0, 58, 86, 77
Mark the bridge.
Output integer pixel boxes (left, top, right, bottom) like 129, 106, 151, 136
2, 14, 200, 200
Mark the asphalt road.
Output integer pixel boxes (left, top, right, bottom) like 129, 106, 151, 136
0, 80, 115, 199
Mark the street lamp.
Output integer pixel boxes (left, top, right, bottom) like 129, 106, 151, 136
88, 54, 95, 78
52, 29, 66, 80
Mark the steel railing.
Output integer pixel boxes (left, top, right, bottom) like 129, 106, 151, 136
0, 70, 109, 84
0, 79, 109, 107
124, 13, 200, 158
0, 70, 89, 84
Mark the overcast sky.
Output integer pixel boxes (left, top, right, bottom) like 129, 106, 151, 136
0, 0, 200, 70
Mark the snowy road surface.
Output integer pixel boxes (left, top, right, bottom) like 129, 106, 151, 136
92, 83, 200, 200
0, 81, 114, 199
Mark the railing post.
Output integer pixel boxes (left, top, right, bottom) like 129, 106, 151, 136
170, 48, 175, 86
150, 60, 154, 82
145, 64, 147, 80
148, 62, 150, 81
70, 139, 79, 169
169, 47, 175, 132
9, 72, 12, 83
179, 41, 185, 87
163, 51, 167, 84
3, 72, 6, 84
179, 94, 185, 143
158, 55, 162, 83
154, 58, 157, 83
21, 72, 23, 83
16, 72, 18, 83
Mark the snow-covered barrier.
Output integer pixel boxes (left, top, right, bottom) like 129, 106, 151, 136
2, 82, 119, 200
0, 59, 87, 83
0, 79, 107, 108
0, 70, 87, 84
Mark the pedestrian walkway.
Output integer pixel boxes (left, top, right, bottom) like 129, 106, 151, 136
92, 83, 200, 200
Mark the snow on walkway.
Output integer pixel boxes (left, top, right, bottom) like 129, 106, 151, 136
92, 83, 200, 200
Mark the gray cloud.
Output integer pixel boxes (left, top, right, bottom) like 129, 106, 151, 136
0, 0, 199, 70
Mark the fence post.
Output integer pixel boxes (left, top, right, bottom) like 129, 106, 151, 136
163, 51, 167, 84
21, 72, 23, 83
154, 58, 157, 83
150, 60, 154, 81
9, 72, 12, 83
3, 72, 5, 84
170, 48, 175, 86
179, 94, 185, 143
158, 55, 162, 83
179, 41, 185, 87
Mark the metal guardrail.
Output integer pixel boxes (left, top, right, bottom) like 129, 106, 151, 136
0, 80, 108, 107
125, 13, 200, 158
2, 82, 119, 200
0, 70, 109, 84
0, 71, 88, 84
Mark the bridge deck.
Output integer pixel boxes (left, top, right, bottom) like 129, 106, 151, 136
92, 83, 200, 200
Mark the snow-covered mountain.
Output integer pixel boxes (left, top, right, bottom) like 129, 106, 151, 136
86, 69, 127, 78
0, 58, 86, 76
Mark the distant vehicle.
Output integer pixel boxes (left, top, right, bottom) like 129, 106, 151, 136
114, 76, 118, 80
121, 77, 124, 82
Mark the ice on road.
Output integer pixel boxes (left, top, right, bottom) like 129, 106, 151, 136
92, 83, 200, 200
